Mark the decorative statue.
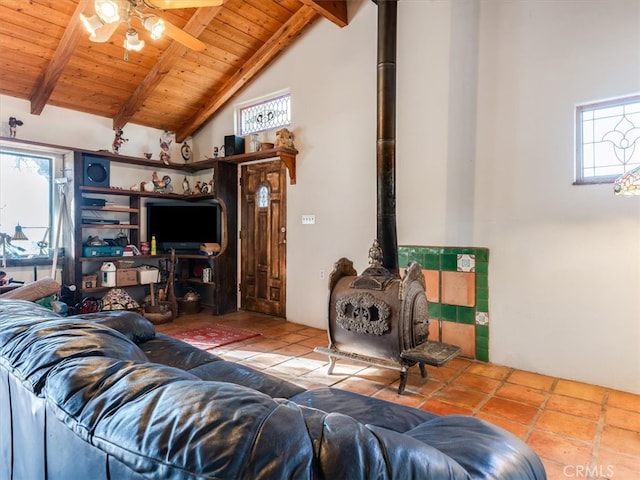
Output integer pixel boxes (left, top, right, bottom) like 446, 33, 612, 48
160, 130, 173, 165
152, 171, 172, 193
274, 127, 295, 149
182, 176, 190, 195
368, 239, 383, 267
8, 117, 23, 138
112, 128, 128, 154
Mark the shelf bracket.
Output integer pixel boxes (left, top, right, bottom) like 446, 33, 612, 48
279, 151, 296, 185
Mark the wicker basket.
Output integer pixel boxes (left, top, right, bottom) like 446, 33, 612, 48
143, 301, 174, 324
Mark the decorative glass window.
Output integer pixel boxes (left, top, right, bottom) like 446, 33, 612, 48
576, 95, 640, 184
257, 184, 270, 208
238, 92, 291, 136
0, 149, 54, 265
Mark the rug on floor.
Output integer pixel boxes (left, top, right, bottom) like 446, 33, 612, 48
172, 324, 260, 349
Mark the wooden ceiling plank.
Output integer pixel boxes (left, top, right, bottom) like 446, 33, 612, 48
300, 0, 348, 27
29, 0, 91, 115
176, 5, 319, 142
113, 6, 222, 130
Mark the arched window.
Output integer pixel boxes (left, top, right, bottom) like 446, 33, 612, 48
257, 184, 270, 208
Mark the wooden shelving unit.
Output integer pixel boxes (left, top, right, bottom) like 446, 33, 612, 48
68, 151, 246, 315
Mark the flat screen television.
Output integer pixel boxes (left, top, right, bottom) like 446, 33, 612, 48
146, 201, 222, 253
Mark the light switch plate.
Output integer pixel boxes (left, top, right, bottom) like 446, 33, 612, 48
302, 214, 315, 224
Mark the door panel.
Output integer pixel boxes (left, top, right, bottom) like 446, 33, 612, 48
241, 161, 287, 317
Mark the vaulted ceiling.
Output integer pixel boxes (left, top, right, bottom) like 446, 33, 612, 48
0, 0, 348, 142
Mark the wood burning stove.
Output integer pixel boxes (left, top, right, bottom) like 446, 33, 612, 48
315, 0, 460, 393
317, 242, 459, 394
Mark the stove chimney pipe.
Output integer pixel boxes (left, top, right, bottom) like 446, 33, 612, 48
375, 0, 399, 274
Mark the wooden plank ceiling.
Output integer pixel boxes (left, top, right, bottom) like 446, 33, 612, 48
0, 0, 348, 142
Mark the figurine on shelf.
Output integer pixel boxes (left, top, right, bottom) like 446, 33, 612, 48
192, 180, 201, 194
159, 130, 173, 165
182, 176, 190, 195
275, 127, 295, 149
8, 117, 23, 138
152, 171, 173, 193
112, 128, 128, 154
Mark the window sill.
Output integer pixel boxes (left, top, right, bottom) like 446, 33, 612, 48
0, 252, 64, 268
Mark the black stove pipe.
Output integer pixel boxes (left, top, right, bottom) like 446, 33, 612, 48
375, 0, 399, 274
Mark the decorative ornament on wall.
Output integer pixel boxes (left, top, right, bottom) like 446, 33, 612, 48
181, 141, 192, 162
159, 130, 173, 165
614, 164, 640, 196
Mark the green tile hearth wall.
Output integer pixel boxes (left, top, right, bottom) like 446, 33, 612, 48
399, 246, 490, 362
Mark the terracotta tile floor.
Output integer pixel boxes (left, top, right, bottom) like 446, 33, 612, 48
157, 311, 640, 479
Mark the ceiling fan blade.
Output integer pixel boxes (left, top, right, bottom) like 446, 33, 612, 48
162, 20, 207, 51
145, 0, 223, 8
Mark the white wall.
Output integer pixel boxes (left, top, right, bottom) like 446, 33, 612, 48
473, 0, 640, 393
1, 0, 638, 394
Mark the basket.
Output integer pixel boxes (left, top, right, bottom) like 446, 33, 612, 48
142, 301, 174, 324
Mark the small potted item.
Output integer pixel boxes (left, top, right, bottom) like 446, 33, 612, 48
178, 289, 201, 314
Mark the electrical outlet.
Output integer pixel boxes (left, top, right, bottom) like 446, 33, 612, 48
301, 214, 315, 225
319, 269, 325, 279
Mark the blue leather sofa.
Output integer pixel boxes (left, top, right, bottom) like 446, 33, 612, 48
0, 299, 546, 479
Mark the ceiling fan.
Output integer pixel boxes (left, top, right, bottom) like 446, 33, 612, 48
80, 0, 223, 55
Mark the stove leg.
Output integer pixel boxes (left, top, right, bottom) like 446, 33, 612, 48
419, 363, 427, 378
327, 356, 337, 375
398, 370, 407, 394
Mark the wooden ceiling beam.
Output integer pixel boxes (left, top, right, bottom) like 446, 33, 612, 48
113, 7, 222, 131
300, 0, 348, 27
175, 5, 319, 142
29, 0, 91, 115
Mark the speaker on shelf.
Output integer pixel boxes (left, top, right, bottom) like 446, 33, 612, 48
224, 135, 245, 156
83, 156, 110, 188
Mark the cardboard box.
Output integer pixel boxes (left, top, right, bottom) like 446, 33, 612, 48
137, 266, 160, 284
116, 268, 138, 287
82, 274, 97, 289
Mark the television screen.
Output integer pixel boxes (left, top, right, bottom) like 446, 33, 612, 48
147, 201, 221, 253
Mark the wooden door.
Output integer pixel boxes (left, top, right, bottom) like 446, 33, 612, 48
240, 161, 287, 317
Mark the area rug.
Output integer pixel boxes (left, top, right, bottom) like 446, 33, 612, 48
172, 324, 260, 349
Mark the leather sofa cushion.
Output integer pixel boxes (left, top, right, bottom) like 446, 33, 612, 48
189, 360, 305, 399
140, 333, 222, 370
291, 387, 438, 433
45, 356, 316, 478
1, 300, 148, 394
296, 405, 471, 479
405, 415, 547, 480
72, 311, 156, 344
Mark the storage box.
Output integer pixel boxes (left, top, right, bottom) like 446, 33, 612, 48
137, 266, 160, 284
116, 268, 138, 287
82, 274, 97, 289
83, 245, 124, 257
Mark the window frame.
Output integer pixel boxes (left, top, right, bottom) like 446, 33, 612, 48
236, 90, 291, 137
575, 94, 640, 185
0, 143, 64, 267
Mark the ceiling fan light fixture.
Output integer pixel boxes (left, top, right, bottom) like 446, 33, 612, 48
143, 16, 166, 40
89, 21, 120, 43
95, 0, 124, 24
124, 28, 145, 51
80, 13, 105, 36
